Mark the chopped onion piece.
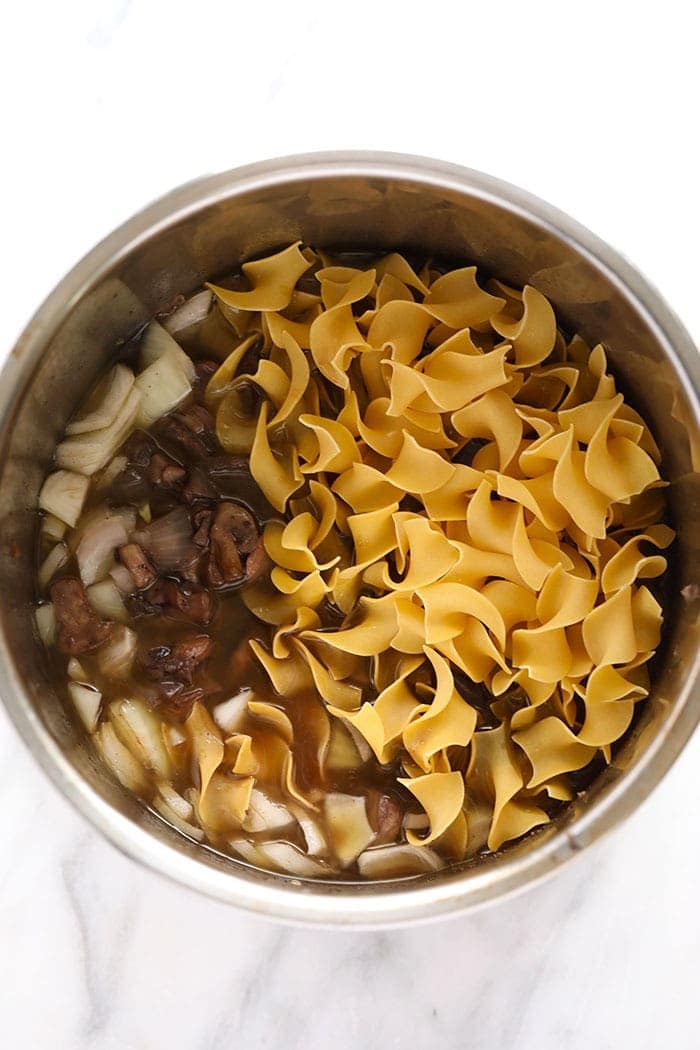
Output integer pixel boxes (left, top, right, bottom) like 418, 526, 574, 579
39, 470, 89, 527
109, 562, 136, 595
73, 502, 137, 546
138, 501, 152, 524
164, 290, 213, 336
157, 782, 193, 821
213, 689, 254, 734
168, 725, 187, 748
356, 844, 444, 880
109, 699, 171, 779
57, 385, 141, 476
134, 506, 194, 572
403, 812, 430, 831
97, 624, 136, 677
139, 321, 196, 382
229, 838, 265, 866
67, 657, 87, 680
41, 513, 68, 543
87, 579, 129, 623
298, 816, 328, 856
326, 720, 363, 770
94, 722, 149, 794
34, 603, 56, 645
254, 841, 331, 878
464, 801, 492, 856
185, 787, 205, 829
345, 722, 372, 763
94, 454, 128, 491
135, 353, 192, 429
66, 364, 135, 435
323, 793, 375, 868
67, 681, 101, 733
243, 789, 295, 833
161, 722, 186, 769
38, 542, 69, 590
77, 517, 129, 587
153, 797, 205, 841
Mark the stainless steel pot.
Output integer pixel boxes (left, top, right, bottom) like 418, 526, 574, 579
1, 153, 698, 926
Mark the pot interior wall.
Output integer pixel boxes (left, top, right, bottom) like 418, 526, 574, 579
1, 170, 698, 896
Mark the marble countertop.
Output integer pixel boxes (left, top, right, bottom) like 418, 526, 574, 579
2, 703, 699, 1049
1, 2, 698, 1047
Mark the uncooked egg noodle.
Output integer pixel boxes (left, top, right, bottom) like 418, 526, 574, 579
203, 242, 672, 854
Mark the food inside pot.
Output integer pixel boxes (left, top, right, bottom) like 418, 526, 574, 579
34, 243, 674, 880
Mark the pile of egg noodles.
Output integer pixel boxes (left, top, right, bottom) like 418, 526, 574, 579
204, 243, 672, 855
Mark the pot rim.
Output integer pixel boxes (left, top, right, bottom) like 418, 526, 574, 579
1, 151, 698, 927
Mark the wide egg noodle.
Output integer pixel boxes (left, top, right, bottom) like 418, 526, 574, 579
466, 723, 549, 851
173, 245, 672, 874
309, 269, 374, 387
249, 401, 302, 512
398, 771, 466, 846
185, 704, 255, 835
422, 267, 505, 328
402, 649, 477, 773
491, 285, 557, 368
385, 345, 511, 416
207, 242, 313, 312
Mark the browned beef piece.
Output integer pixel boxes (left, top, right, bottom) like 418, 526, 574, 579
376, 794, 403, 842
151, 670, 221, 719
367, 792, 403, 845
180, 403, 216, 439
182, 468, 217, 504
158, 294, 185, 320
154, 678, 189, 702
118, 543, 157, 590
205, 501, 259, 586
51, 577, 112, 655
191, 508, 212, 548
160, 416, 210, 459
152, 677, 220, 720
123, 430, 156, 467
206, 539, 243, 585
142, 578, 213, 625
157, 685, 205, 721
205, 454, 251, 479
204, 456, 279, 519
238, 337, 264, 376
147, 452, 186, 489
110, 432, 157, 503
161, 403, 218, 459
244, 536, 271, 583
181, 562, 204, 588
141, 634, 213, 683
193, 359, 218, 391
218, 502, 258, 554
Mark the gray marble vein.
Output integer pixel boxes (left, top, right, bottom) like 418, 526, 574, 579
61, 833, 139, 1040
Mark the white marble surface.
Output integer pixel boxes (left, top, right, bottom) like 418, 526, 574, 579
2, 704, 699, 1050
1, 3, 699, 1048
